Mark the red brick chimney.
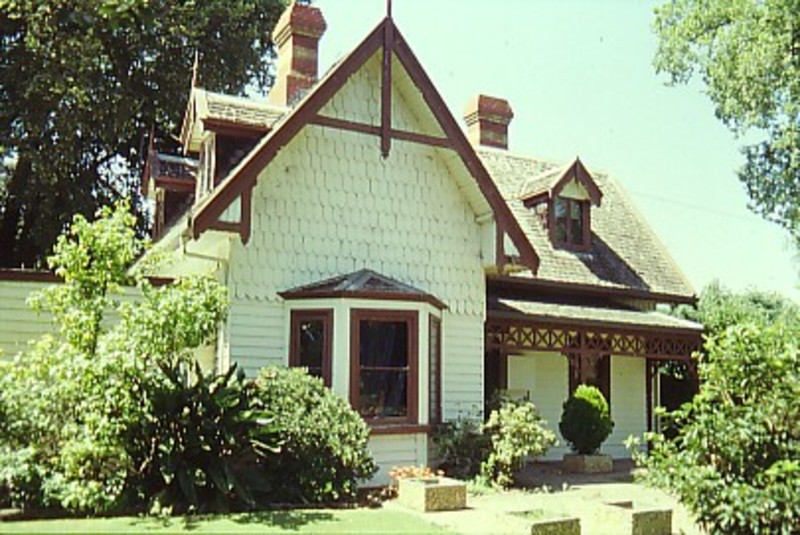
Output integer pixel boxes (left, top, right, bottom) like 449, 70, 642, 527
269, 1, 327, 107
463, 95, 514, 149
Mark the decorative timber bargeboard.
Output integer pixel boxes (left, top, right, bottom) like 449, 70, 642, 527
485, 318, 701, 361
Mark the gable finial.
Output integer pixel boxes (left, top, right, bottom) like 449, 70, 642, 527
191, 50, 199, 88
386, 0, 392, 19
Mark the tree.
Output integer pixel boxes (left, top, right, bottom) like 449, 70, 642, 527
0, 204, 280, 514
0, 0, 286, 268
653, 0, 800, 239
640, 286, 800, 534
672, 280, 799, 341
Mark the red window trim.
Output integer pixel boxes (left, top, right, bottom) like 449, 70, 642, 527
289, 309, 333, 387
549, 197, 591, 252
429, 315, 442, 425
350, 309, 419, 427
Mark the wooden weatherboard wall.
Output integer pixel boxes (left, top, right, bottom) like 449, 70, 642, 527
0, 279, 56, 359
218, 47, 487, 479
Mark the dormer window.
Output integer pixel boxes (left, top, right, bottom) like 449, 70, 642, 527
553, 196, 589, 250
520, 157, 603, 253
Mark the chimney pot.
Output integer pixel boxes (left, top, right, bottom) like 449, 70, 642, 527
463, 95, 514, 150
269, 1, 327, 106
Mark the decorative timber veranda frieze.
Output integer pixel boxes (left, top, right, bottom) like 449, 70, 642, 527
485, 320, 701, 361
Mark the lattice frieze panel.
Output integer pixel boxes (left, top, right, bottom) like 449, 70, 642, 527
486, 319, 700, 361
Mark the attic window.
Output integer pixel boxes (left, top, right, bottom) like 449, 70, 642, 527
552, 196, 589, 250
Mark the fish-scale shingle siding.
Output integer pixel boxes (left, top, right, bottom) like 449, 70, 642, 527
224, 55, 486, 422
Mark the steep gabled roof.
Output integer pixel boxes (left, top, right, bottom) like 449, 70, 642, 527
179, 89, 287, 152
186, 16, 541, 272
479, 149, 695, 298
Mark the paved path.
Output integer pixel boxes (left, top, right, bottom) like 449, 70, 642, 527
388, 462, 704, 535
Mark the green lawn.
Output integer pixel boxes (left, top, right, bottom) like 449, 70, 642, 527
0, 508, 454, 534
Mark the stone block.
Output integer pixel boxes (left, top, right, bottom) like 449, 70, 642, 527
528, 517, 581, 535
598, 501, 672, 535
397, 477, 467, 512
562, 453, 613, 474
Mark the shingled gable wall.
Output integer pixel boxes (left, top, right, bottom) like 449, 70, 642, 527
221, 50, 486, 480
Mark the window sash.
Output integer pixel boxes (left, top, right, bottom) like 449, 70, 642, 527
289, 309, 333, 387
350, 309, 418, 425
429, 316, 442, 424
552, 197, 589, 250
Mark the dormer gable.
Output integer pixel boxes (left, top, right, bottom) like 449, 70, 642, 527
520, 157, 602, 252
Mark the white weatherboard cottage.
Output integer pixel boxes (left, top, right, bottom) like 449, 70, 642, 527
0, 2, 702, 483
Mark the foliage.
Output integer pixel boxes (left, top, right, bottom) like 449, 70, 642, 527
389, 465, 443, 483
652, 0, 800, 240
480, 399, 557, 488
663, 282, 799, 421
559, 385, 614, 455
639, 321, 800, 534
672, 281, 799, 341
0, 0, 287, 267
125, 363, 279, 514
432, 415, 491, 480
253, 367, 377, 504
0, 203, 251, 515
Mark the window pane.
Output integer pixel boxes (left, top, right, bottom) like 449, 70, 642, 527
554, 197, 568, 243
359, 320, 408, 367
299, 319, 325, 369
358, 370, 408, 418
554, 197, 568, 218
571, 206, 584, 245
568, 199, 579, 220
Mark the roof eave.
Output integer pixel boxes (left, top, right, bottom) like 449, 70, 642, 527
488, 275, 698, 306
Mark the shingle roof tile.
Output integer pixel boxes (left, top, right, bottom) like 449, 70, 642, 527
479, 148, 694, 298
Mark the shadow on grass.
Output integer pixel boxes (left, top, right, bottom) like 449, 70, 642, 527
124, 510, 335, 532
233, 510, 336, 530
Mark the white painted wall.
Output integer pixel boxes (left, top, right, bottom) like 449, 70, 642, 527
507, 351, 570, 460
220, 51, 489, 479
369, 433, 428, 486
507, 352, 648, 460
0, 280, 55, 359
607, 355, 646, 458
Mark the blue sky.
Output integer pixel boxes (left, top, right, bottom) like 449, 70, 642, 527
313, 0, 799, 300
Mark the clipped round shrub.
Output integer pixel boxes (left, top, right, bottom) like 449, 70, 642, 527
559, 385, 614, 455
253, 367, 377, 504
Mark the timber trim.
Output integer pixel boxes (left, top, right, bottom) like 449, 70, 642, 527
0, 269, 173, 286
289, 308, 334, 387
488, 276, 697, 306
392, 26, 540, 272
202, 118, 270, 139
188, 17, 541, 274
279, 289, 447, 311
350, 308, 419, 427
485, 314, 702, 361
190, 19, 386, 239
310, 115, 451, 148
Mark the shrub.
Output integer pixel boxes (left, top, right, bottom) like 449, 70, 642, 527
433, 415, 490, 480
0, 204, 245, 515
480, 399, 557, 488
253, 367, 377, 504
559, 385, 614, 455
640, 322, 800, 534
125, 363, 279, 514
